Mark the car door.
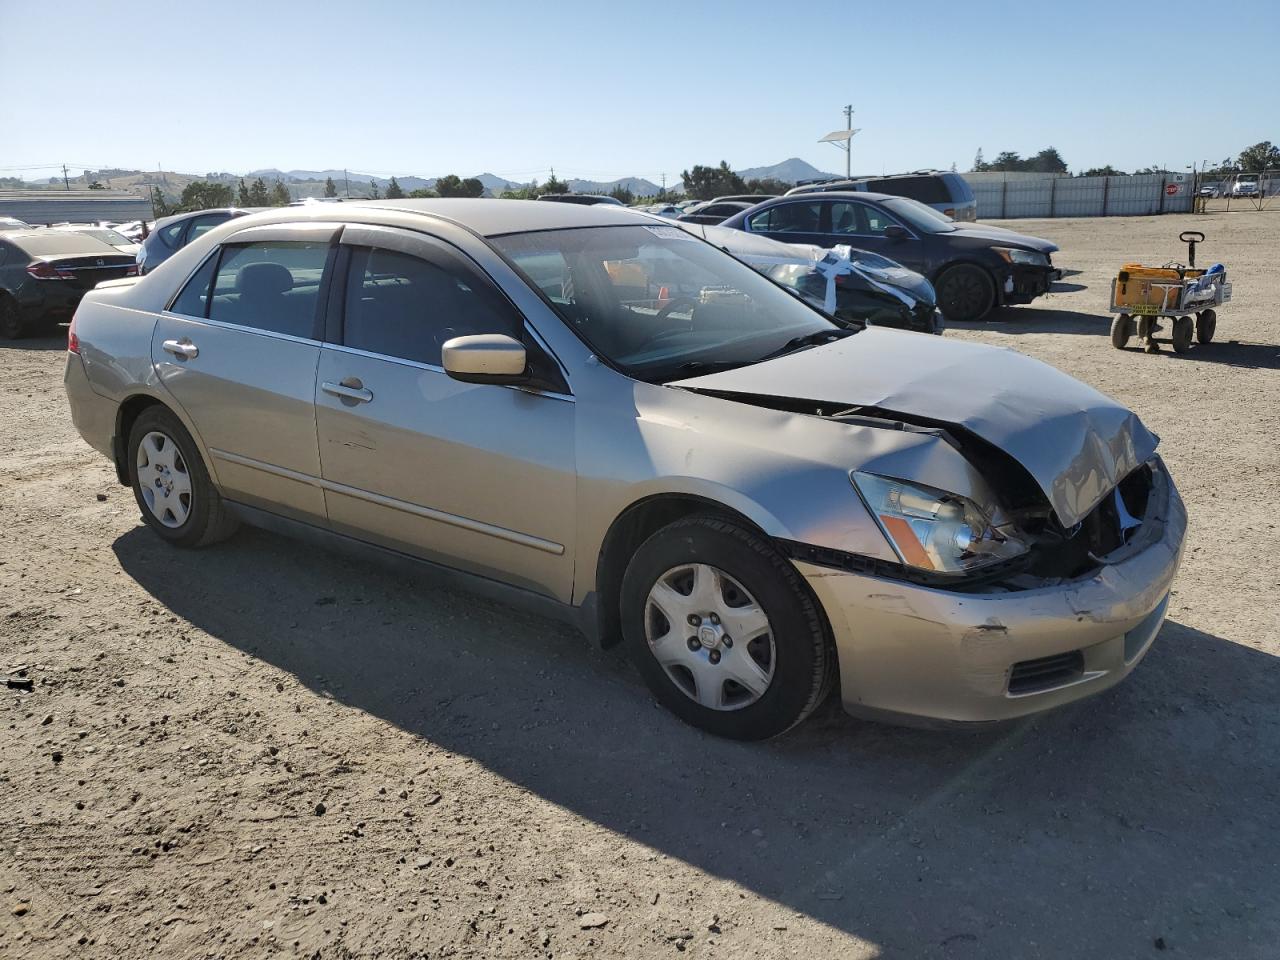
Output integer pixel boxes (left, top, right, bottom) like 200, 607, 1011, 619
314, 224, 577, 602
823, 200, 928, 273
152, 222, 337, 523
742, 200, 826, 247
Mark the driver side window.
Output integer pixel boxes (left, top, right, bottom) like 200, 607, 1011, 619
342, 246, 519, 366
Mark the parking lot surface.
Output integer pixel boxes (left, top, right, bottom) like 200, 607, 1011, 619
2, 211, 1278, 959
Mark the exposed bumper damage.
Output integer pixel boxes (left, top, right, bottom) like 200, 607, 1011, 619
798, 459, 1185, 724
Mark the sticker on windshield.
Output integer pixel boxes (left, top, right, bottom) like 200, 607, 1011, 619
643, 225, 697, 241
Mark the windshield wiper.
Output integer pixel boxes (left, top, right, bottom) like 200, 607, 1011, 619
754, 329, 852, 363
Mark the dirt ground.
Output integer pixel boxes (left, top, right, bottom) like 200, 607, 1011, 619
2, 210, 1279, 960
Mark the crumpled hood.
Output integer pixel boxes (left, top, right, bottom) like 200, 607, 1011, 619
674, 328, 1157, 527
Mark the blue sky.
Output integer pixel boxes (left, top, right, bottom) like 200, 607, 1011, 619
1, 0, 1273, 184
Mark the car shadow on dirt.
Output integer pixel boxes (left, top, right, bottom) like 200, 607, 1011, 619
0, 330, 67, 351
949, 307, 1111, 337
112, 524, 1280, 958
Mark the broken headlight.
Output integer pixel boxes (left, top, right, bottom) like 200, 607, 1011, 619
994, 247, 1049, 267
851, 472, 1029, 575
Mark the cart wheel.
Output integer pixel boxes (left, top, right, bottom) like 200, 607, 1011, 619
1110, 314, 1133, 349
1172, 316, 1193, 354
1196, 309, 1217, 344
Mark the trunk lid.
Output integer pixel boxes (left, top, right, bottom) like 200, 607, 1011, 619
673, 328, 1157, 527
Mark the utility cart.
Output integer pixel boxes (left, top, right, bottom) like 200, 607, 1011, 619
1108, 231, 1231, 353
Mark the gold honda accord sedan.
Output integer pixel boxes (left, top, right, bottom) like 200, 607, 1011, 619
63, 200, 1185, 739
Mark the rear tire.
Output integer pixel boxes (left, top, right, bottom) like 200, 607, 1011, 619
0, 297, 26, 340
1110, 313, 1133, 349
127, 406, 239, 548
1196, 309, 1216, 344
620, 515, 834, 740
936, 265, 996, 323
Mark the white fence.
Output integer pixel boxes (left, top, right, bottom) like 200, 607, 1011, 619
964, 173, 1194, 219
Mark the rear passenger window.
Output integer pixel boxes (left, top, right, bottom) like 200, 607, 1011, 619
160, 221, 185, 247
746, 202, 821, 234
866, 176, 950, 204
342, 246, 519, 366
169, 254, 218, 317
185, 214, 231, 246
207, 241, 328, 338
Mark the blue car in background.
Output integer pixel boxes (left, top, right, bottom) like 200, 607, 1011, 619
786, 171, 978, 222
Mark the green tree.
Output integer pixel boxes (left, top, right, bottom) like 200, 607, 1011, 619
540, 169, 568, 195
323, 176, 337, 198
237, 178, 251, 206
407, 187, 438, 198
435, 174, 484, 197
151, 186, 171, 217
175, 180, 234, 212
972, 148, 987, 172
1027, 147, 1068, 173
385, 176, 405, 199
1079, 165, 1126, 177
87, 180, 105, 190
680, 161, 746, 200
368, 179, 380, 200
1238, 141, 1280, 172
608, 185, 635, 205
247, 178, 271, 206
743, 177, 790, 196
270, 180, 291, 206
989, 151, 1024, 171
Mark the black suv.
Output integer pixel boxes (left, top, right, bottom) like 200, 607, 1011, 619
0, 231, 137, 339
788, 171, 977, 222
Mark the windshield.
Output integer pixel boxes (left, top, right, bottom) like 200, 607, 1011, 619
493, 224, 840, 381
881, 197, 957, 233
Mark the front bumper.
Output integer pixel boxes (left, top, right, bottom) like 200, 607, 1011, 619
1001, 263, 1057, 305
798, 463, 1186, 725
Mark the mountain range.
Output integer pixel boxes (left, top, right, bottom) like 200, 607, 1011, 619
23, 158, 842, 198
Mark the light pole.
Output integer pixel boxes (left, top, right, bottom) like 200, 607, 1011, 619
819, 105, 859, 180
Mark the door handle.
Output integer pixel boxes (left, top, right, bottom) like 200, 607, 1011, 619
162, 338, 198, 360
322, 380, 373, 404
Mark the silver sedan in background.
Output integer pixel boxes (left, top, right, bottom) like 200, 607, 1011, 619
63, 200, 1185, 739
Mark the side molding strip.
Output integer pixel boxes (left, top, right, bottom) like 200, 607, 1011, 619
208, 447, 565, 556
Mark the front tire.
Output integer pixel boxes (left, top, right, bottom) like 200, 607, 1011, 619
935, 264, 996, 323
128, 406, 238, 547
1110, 313, 1133, 349
620, 516, 833, 740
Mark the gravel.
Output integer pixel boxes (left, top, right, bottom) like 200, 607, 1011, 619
1, 211, 1277, 958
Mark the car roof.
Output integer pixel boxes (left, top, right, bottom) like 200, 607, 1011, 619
359, 198, 650, 236
154, 207, 267, 228
763, 190, 897, 204
2, 231, 124, 256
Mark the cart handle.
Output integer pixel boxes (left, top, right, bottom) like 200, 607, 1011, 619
1179, 231, 1205, 268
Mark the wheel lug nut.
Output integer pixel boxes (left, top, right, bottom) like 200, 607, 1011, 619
709, 650, 721, 664
723, 636, 733, 648
687, 614, 701, 626
687, 637, 700, 651
709, 613, 720, 625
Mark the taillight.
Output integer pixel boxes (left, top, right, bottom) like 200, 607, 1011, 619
126, 264, 139, 276
943, 208, 955, 218
26, 261, 74, 281
67, 313, 80, 354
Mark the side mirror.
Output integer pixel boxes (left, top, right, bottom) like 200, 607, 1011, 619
441, 334, 527, 385
884, 224, 910, 241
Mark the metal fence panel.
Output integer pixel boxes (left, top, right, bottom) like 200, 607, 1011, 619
967, 173, 1193, 219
